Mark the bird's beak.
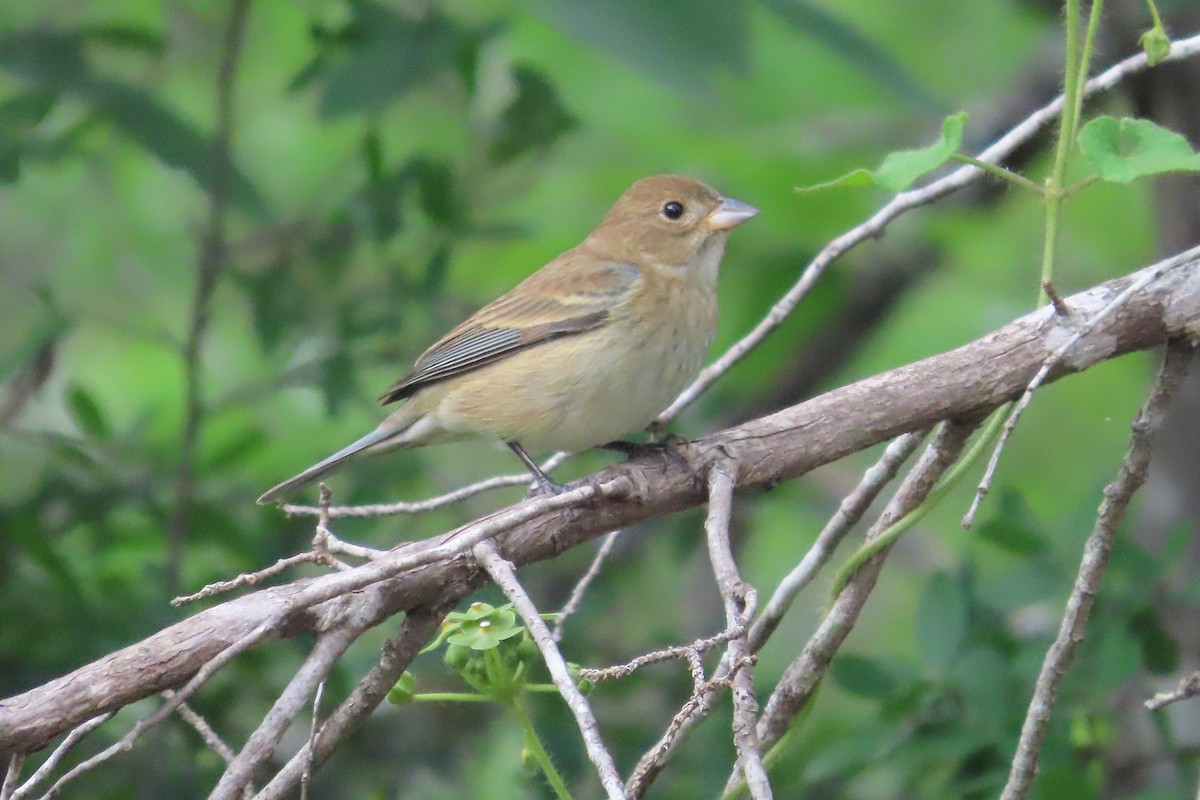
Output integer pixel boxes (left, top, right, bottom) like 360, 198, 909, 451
705, 197, 759, 231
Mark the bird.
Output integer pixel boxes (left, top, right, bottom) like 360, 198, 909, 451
257, 175, 758, 505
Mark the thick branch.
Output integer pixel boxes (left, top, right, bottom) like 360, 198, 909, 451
3, 253, 1199, 755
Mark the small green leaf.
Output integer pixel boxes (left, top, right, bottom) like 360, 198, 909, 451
540, 0, 749, 89
1078, 116, 1200, 183
1129, 608, 1179, 675
1140, 28, 1170, 66
407, 157, 463, 227
358, 128, 404, 242
487, 65, 577, 165
204, 426, 267, 471
311, 5, 484, 118
829, 654, 899, 699
386, 671, 416, 704
77, 24, 166, 55
443, 602, 525, 650
443, 642, 471, 670
0, 29, 268, 217
976, 488, 1048, 556
800, 112, 967, 192
758, 0, 944, 114
0, 89, 59, 183
916, 571, 968, 672
65, 384, 108, 438
319, 348, 358, 416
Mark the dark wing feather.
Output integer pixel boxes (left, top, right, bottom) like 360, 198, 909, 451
379, 256, 638, 405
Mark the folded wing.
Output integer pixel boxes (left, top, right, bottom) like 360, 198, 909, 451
379, 255, 640, 405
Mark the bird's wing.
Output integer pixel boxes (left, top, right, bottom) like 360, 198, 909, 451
379, 254, 640, 405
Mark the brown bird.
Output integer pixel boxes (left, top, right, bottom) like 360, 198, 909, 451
258, 175, 757, 504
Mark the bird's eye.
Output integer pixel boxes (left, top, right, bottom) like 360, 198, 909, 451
661, 201, 685, 220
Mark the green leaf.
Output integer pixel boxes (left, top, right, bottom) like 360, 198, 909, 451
65, 384, 109, 439
1078, 116, 1200, 183
0, 89, 59, 182
309, 4, 486, 118
204, 426, 268, 471
758, 0, 944, 114
442, 602, 525, 651
407, 157, 463, 227
239, 262, 302, 353
829, 653, 899, 699
540, 0, 749, 89
976, 488, 1048, 556
487, 65, 577, 165
951, 647, 1008, 734
358, 128, 404, 242
319, 349, 359, 416
0, 29, 268, 217
419, 244, 453, 296
4, 506, 86, 599
1139, 23, 1171, 67
386, 671, 416, 704
77, 24, 166, 55
915, 571, 968, 672
801, 112, 967, 192
1129, 608, 1179, 675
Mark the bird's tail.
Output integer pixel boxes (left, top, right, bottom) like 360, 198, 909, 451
256, 424, 409, 505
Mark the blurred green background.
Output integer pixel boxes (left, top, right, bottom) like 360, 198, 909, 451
2, 0, 1198, 797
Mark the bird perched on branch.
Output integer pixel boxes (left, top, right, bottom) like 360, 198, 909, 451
258, 175, 758, 504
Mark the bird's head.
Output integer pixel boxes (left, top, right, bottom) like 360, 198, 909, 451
587, 174, 758, 270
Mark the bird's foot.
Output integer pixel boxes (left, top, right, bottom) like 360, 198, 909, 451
599, 434, 691, 466
525, 476, 568, 499
645, 421, 689, 447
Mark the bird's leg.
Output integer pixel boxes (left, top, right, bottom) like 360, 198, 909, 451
506, 441, 565, 496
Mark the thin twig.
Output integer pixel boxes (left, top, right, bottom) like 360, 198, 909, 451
299, 681, 324, 800
165, 0, 253, 593
474, 540, 627, 800
171, 697, 237, 766
1145, 671, 1200, 711
703, 459, 771, 800
963, 244, 1200, 527
624, 659, 753, 799
577, 624, 745, 684
9, 713, 113, 800
748, 430, 927, 652
2, 756, 22, 800
254, 608, 445, 799
624, 430, 927, 792
553, 530, 622, 642
34, 620, 276, 800
170, 697, 252, 800
725, 420, 979, 795
1000, 341, 1193, 800
312, 484, 373, 564
172, 551, 332, 606
658, 33, 1200, 424
182, 477, 623, 611
210, 625, 361, 800
283, 452, 572, 518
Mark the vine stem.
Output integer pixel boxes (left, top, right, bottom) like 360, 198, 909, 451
510, 696, 573, 800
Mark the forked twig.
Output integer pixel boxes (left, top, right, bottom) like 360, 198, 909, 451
474, 540, 627, 800
1000, 342, 1193, 800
